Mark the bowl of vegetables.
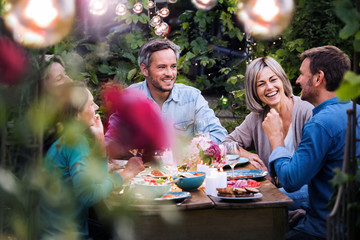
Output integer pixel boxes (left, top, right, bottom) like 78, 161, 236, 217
173, 171, 205, 191
133, 179, 171, 199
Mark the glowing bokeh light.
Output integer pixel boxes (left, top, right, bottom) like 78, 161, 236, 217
115, 3, 127, 16
24, 0, 58, 28
3, 0, 75, 48
148, 1, 155, 8
150, 15, 162, 27
191, 0, 217, 11
253, 0, 279, 21
89, 0, 108, 16
133, 2, 143, 14
168, 0, 177, 3
236, 0, 294, 39
158, 7, 170, 18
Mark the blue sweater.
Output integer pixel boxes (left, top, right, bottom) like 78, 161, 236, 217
40, 134, 123, 239
269, 97, 360, 238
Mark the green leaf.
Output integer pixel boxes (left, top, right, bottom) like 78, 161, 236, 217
336, 71, 360, 100
339, 22, 360, 39
98, 64, 112, 74
127, 68, 137, 80
139, 13, 149, 24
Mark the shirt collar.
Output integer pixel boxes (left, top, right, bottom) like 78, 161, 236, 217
312, 97, 341, 116
144, 80, 179, 103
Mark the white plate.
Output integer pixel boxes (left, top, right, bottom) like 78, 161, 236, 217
211, 192, 263, 201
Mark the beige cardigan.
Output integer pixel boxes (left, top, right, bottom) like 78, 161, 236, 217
222, 96, 314, 167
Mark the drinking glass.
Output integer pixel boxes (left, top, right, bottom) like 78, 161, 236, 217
222, 142, 240, 180
195, 119, 209, 137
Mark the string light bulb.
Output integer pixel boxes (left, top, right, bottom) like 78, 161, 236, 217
236, 0, 294, 39
3, 0, 75, 48
115, 3, 127, 16
89, 0, 108, 15
191, 0, 218, 11
150, 15, 161, 27
133, 2, 143, 14
148, 0, 155, 8
154, 24, 163, 36
158, 7, 170, 18
160, 22, 169, 33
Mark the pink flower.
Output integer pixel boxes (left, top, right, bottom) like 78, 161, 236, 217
183, 136, 226, 168
0, 37, 29, 85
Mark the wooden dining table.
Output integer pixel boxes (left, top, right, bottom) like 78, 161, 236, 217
104, 163, 293, 240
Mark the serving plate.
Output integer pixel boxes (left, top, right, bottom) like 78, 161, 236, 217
212, 192, 263, 201
225, 169, 268, 180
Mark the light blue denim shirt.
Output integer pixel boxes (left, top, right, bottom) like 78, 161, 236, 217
127, 80, 227, 144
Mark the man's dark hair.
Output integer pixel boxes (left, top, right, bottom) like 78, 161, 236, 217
300, 46, 351, 91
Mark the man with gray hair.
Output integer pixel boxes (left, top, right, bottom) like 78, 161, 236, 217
105, 38, 227, 159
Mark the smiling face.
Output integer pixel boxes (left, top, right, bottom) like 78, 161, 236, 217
296, 58, 317, 105
256, 67, 286, 108
77, 89, 99, 127
141, 49, 177, 95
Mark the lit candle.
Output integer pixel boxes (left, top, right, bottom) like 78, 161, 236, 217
205, 173, 217, 196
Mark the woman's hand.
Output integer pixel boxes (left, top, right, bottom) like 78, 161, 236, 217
117, 157, 145, 182
89, 114, 104, 140
89, 114, 106, 156
247, 153, 268, 171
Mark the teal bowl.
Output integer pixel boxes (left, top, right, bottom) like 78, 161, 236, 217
173, 171, 206, 191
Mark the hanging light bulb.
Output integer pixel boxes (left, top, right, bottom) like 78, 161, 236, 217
154, 24, 164, 36
150, 15, 162, 27
115, 3, 127, 16
148, 0, 155, 8
191, 0, 217, 11
89, 0, 108, 15
133, 2, 143, 14
159, 22, 169, 33
168, 0, 177, 3
3, 0, 75, 48
236, 0, 294, 39
158, 7, 170, 18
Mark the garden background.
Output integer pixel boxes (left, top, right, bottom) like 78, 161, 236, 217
0, 0, 359, 239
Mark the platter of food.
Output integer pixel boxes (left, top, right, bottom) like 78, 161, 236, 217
212, 187, 262, 201
227, 179, 261, 188
226, 169, 268, 180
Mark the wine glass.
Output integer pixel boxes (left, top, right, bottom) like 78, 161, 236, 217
222, 142, 240, 180
195, 119, 209, 138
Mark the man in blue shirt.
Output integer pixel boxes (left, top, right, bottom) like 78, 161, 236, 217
262, 46, 360, 240
106, 39, 227, 159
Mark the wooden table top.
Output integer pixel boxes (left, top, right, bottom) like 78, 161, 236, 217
104, 162, 293, 212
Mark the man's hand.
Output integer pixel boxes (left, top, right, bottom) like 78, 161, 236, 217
262, 109, 285, 150
288, 209, 306, 229
117, 157, 145, 182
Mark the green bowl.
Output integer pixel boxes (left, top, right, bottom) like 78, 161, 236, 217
133, 181, 171, 199
173, 171, 205, 191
